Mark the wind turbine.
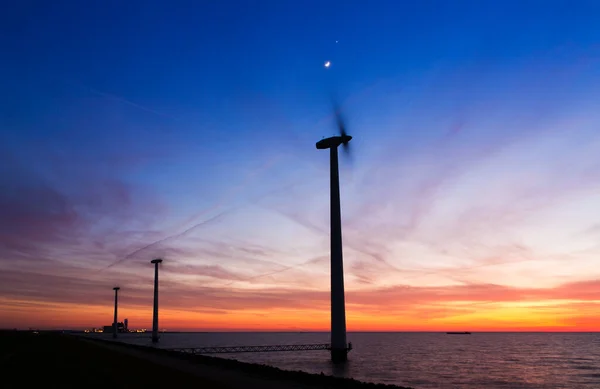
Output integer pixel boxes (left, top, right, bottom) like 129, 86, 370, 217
151, 258, 163, 343
112, 286, 120, 339
316, 101, 352, 363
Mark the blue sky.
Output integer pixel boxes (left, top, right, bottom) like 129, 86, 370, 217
2, 1, 600, 330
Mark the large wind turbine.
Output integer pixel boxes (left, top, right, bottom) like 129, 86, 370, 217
316, 102, 352, 363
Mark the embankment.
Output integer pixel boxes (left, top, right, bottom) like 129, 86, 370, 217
1, 330, 414, 389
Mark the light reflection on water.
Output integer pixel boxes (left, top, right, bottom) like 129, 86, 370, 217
87, 332, 600, 389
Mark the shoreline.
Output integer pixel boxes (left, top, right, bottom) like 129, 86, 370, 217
81, 334, 414, 388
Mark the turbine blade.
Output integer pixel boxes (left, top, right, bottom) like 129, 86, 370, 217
331, 99, 347, 137
331, 97, 354, 168
341, 142, 354, 169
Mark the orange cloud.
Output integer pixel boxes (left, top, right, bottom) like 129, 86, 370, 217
2, 270, 600, 331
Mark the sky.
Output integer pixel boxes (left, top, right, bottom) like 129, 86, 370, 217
1, 0, 600, 331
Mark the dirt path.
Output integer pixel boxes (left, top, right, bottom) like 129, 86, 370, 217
81, 336, 320, 389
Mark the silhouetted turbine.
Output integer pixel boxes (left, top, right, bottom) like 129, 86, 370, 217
316, 119, 352, 363
112, 287, 120, 339
151, 258, 163, 343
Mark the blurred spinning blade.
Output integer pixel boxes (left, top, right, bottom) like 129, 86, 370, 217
332, 99, 353, 164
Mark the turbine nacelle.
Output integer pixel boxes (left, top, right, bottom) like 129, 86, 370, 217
316, 134, 352, 150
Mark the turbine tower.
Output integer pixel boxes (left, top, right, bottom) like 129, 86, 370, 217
112, 286, 120, 339
151, 258, 163, 343
316, 104, 352, 363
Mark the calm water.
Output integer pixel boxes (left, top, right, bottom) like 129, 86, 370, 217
86, 332, 600, 389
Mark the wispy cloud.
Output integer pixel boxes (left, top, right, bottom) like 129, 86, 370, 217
3, 37, 600, 330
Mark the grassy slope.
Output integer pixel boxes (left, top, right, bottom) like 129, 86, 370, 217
0, 331, 231, 388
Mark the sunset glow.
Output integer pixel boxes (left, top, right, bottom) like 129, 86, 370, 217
2, 1, 600, 332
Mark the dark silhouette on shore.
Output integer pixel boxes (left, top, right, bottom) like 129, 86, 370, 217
112, 286, 120, 339
0, 331, 413, 389
151, 258, 162, 343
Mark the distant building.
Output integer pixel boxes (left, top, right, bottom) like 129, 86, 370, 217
124, 319, 128, 331
103, 322, 126, 333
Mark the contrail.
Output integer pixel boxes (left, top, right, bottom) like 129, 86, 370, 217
65, 79, 177, 120
171, 153, 286, 232
96, 181, 299, 273
97, 208, 235, 272
223, 256, 328, 287
254, 202, 407, 274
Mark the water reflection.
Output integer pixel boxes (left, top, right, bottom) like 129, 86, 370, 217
85, 332, 600, 389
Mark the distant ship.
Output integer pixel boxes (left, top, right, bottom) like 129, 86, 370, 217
446, 331, 471, 335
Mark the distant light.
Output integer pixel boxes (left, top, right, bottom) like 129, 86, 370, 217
335, 40, 339, 43
324, 61, 331, 68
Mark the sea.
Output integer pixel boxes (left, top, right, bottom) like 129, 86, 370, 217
85, 332, 600, 389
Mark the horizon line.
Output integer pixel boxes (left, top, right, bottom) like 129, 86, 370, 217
10, 329, 600, 333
